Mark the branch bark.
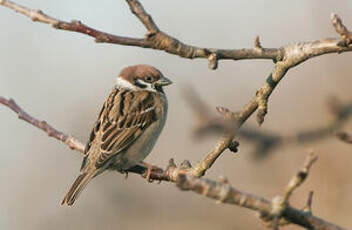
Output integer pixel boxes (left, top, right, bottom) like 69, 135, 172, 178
0, 97, 85, 152
1, 0, 351, 70
332, 13, 352, 46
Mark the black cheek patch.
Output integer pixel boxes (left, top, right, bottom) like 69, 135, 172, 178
134, 80, 147, 89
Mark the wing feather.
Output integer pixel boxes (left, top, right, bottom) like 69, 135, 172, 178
83, 88, 159, 169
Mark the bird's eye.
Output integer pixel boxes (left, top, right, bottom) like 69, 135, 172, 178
144, 76, 153, 82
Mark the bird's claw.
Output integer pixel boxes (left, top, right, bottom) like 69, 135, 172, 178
142, 162, 154, 182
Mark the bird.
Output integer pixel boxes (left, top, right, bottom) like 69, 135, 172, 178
61, 64, 172, 206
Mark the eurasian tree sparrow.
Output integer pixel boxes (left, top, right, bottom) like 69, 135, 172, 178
61, 64, 172, 206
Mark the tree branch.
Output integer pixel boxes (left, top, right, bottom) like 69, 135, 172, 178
283, 152, 318, 203
2, 0, 351, 71
239, 96, 352, 159
177, 152, 345, 230
0, 97, 85, 153
332, 13, 352, 46
0, 0, 281, 67
336, 132, 352, 144
126, 0, 159, 32
185, 88, 352, 160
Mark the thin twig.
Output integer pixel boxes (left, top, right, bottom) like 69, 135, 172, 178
303, 191, 314, 213
336, 132, 352, 144
185, 89, 352, 160
240, 97, 352, 159
331, 13, 352, 46
283, 152, 318, 203
254, 35, 263, 50
0, 97, 85, 152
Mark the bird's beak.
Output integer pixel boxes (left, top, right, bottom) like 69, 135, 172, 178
155, 77, 173, 87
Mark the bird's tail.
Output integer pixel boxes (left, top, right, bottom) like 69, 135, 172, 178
61, 171, 95, 206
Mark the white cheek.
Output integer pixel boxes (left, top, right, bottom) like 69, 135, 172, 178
116, 77, 158, 92
135, 79, 158, 92
116, 77, 137, 90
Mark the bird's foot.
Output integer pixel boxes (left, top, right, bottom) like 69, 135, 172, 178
142, 162, 153, 182
124, 171, 128, 179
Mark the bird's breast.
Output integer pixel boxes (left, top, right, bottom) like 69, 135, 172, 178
114, 94, 168, 170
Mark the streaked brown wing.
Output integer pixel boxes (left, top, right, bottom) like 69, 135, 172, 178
80, 103, 106, 170
89, 88, 158, 168
83, 103, 106, 154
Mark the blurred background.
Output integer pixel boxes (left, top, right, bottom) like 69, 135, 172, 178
1, 1, 352, 229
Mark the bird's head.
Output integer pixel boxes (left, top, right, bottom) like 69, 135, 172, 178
117, 64, 172, 93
